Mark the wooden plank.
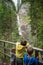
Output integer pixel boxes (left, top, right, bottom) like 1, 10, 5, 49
0, 45, 11, 51
0, 40, 16, 45
33, 47, 43, 52
0, 51, 11, 58
0, 40, 43, 52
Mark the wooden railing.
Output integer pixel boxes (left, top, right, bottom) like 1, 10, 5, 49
0, 40, 16, 62
0, 40, 43, 65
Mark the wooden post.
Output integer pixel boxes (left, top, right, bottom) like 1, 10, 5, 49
4, 42, 6, 62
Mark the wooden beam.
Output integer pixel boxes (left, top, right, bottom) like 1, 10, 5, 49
0, 51, 11, 58
33, 47, 43, 52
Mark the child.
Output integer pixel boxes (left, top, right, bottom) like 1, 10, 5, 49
16, 40, 30, 65
10, 48, 16, 65
23, 46, 38, 65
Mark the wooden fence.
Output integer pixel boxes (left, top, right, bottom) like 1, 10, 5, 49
0, 40, 43, 65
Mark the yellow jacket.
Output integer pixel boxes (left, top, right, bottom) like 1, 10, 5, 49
16, 42, 30, 58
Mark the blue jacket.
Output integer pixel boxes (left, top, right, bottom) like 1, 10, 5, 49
23, 54, 38, 65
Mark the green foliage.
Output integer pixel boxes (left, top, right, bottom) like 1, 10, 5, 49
22, 0, 43, 48
22, 0, 29, 3
0, 0, 20, 42
37, 22, 43, 41
29, 0, 43, 48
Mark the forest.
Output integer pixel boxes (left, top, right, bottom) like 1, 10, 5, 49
0, 0, 43, 48
0, 0, 43, 65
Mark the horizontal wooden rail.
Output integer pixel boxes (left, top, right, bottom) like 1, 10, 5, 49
0, 51, 11, 58
0, 40, 16, 45
0, 45, 11, 51
33, 47, 43, 52
0, 40, 43, 52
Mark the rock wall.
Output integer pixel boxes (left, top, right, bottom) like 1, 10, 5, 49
17, 3, 32, 42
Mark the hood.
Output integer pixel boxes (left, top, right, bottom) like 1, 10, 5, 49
16, 42, 25, 50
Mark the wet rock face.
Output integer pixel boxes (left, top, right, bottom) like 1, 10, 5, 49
19, 3, 29, 23
17, 3, 31, 41
19, 3, 29, 16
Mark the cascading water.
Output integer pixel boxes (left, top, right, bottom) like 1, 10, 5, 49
12, 0, 22, 35
12, 0, 32, 43
17, 14, 22, 36
12, 0, 21, 11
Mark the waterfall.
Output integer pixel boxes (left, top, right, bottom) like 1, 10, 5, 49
12, 0, 21, 11
12, 0, 32, 43
12, 0, 22, 35
17, 14, 22, 36
12, 0, 17, 10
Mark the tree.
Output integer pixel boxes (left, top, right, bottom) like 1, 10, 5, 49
21, 0, 43, 48
0, 0, 20, 42
29, 0, 43, 47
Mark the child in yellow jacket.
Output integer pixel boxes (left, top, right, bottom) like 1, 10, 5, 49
16, 41, 30, 65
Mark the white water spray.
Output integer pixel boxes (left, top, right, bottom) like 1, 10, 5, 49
12, 0, 22, 35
